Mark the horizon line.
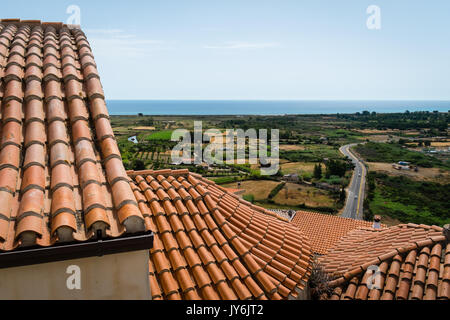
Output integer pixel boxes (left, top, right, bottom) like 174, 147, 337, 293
106, 99, 450, 102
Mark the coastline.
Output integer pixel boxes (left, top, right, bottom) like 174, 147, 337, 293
106, 100, 450, 116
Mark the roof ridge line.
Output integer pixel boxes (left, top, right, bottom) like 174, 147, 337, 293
202, 193, 278, 298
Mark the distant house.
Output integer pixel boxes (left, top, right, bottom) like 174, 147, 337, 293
283, 173, 300, 183
393, 164, 410, 171
393, 161, 412, 170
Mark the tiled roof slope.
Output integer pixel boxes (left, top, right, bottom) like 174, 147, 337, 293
319, 224, 449, 300
291, 210, 385, 255
0, 20, 146, 251
127, 169, 313, 300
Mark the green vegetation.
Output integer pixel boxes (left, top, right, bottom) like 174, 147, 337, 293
338, 110, 448, 132
146, 130, 174, 141
354, 142, 448, 169
365, 172, 450, 226
313, 163, 322, 179
254, 201, 336, 214
280, 145, 343, 163
209, 176, 240, 184
268, 182, 286, 200
243, 194, 255, 203
310, 161, 351, 187
321, 128, 363, 142
112, 111, 448, 224
325, 159, 350, 178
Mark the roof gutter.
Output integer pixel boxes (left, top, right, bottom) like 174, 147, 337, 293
0, 231, 154, 269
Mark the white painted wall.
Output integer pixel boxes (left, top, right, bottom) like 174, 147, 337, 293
0, 250, 151, 300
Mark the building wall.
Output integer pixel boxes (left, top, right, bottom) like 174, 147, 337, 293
0, 250, 151, 300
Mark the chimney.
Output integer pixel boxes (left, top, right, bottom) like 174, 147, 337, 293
444, 224, 450, 242
373, 215, 382, 229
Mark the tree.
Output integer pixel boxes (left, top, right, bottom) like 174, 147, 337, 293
130, 159, 146, 171
313, 163, 322, 179
339, 188, 346, 203
325, 159, 348, 178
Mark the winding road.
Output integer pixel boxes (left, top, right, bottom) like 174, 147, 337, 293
340, 143, 366, 220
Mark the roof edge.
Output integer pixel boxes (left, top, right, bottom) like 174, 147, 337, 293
0, 19, 80, 30
0, 231, 154, 269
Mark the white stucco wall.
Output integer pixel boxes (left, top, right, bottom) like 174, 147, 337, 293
0, 250, 151, 300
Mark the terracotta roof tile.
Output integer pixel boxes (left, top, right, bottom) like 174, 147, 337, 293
0, 21, 146, 251
290, 210, 386, 255
127, 169, 314, 300
320, 223, 449, 300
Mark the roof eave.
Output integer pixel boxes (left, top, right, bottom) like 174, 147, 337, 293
0, 231, 154, 269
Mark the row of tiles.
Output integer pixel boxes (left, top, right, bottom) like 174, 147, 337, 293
291, 210, 384, 255
0, 22, 145, 251
319, 224, 445, 279
325, 241, 449, 300
318, 223, 448, 300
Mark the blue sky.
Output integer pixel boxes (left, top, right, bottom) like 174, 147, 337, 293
3, 0, 450, 100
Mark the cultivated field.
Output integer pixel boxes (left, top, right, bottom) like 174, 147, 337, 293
279, 145, 306, 151
280, 162, 315, 175
356, 129, 396, 134
222, 180, 280, 201
133, 126, 156, 131
358, 135, 393, 143
272, 183, 335, 207
431, 142, 450, 147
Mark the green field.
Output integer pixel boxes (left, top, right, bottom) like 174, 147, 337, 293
280, 145, 343, 163
366, 172, 450, 226
146, 130, 174, 141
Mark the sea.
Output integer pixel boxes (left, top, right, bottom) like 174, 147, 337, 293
106, 100, 450, 116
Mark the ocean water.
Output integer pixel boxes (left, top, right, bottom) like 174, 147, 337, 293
106, 100, 450, 116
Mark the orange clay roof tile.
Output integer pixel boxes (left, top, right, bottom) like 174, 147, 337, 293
0, 21, 146, 251
127, 169, 314, 300
320, 223, 449, 300
290, 210, 387, 255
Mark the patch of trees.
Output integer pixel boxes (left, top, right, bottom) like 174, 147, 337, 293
313, 163, 322, 179
313, 160, 350, 180
325, 159, 349, 178
337, 111, 449, 132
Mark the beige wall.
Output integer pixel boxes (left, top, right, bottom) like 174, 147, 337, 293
0, 250, 151, 300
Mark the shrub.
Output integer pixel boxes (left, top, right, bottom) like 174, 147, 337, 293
309, 261, 334, 300
268, 182, 286, 199
243, 194, 255, 203
130, 159, 146, 171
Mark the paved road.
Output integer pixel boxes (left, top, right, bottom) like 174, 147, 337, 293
340, 143, 366, 220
